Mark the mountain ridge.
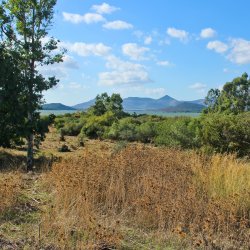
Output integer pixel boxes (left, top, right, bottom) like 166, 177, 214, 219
43, 95, 205, 112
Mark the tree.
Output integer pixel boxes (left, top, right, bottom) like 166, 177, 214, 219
204, 88, 221, 113
91, 93, 124, 117
92, 93, 110, 116
0, 44, 26, 147
205, 73, 250, 114
0, 0, 64, 171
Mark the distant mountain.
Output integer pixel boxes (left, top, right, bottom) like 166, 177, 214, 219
72, 99, 95, 110
123, 95, 179, 110
45, 95, 206, 113
186, 99, 205, 106
162, 102, 205, 112
73, 95, 180, 111
42, 103, 76, 110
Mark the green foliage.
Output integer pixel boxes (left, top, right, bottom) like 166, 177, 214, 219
81, 111, 116, 139
205, 73, 250, 114
155, 117, 200, 148
199, 112, 250, 156
0, 0, 64, 170
90, 92, 124, 118
0, 45, 26, 147
107, 117, 140, 141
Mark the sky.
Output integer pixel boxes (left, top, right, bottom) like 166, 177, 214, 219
43, 0, 250, 106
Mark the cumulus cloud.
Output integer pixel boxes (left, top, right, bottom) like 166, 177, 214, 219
92, 2, 120, 14
167, 27, 189, 42
200, 28, 216, 39
227, 39, 250, 64
103, 20, 133, 30
207, 40, 228, 53
98, 56, 152, 86
189, 83, 207, 93
63, 42, 111, 57
63, 12, 105, 24
122, 43, 149, 61
144, 36, 153, 45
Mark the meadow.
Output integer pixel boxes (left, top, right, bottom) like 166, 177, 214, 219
0, 129, 249, 249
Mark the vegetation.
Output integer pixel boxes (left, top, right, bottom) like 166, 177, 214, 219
204, 73, 250, 114
0, 3, 249, 245
54, 84, 250, 156
0, 136, 249, 249
0, 0, 63, 170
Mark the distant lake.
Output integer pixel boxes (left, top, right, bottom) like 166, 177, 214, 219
40, 110, 201, 117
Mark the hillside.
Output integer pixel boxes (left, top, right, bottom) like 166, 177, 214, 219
73, 95, 205, 112
42, 103, 76, 110
162, 102, 205, 112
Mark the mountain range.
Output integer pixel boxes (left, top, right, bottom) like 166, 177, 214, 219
42, 95, 205, 113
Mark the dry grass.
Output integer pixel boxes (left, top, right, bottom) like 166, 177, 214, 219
0, 172, 22, 213
40, 144, 250, 249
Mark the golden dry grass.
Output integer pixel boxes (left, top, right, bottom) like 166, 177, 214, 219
39, 144, 250, 249
0, 172, 22, 213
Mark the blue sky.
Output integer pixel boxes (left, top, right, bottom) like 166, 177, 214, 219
43, 0, 250, 105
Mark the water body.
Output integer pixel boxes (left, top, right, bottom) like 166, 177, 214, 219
40, 110, 201, 117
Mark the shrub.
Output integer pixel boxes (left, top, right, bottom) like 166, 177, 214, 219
199, 112, 250, 156
107, 117, 140, 141
155, 117, 200, 148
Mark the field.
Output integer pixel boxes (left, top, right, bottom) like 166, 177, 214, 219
0, 129, 249, 249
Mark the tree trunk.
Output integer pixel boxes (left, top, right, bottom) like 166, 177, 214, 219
27, 130, 34, 172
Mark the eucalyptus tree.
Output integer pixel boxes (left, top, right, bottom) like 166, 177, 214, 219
0, 0, 64, 171
204, 73, 250, 114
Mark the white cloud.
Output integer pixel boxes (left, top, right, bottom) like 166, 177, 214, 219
63, 12, 105, 24
91, 2, 120, 14
63, 42, 111, 57
103, 20, 133, 30
122, 43, 149, 60
38, 55, 79, 79
62, 55, 79, 69
144, 87, 167, 97
115, 86, 166, 98
207, 40, 228, 53
227, 39, 250, 64
200, 28, 216, 39
144, 36, 153, 45
98, 56, 152, 86
167, 27, 189, 42
189, 83, 207, 93
38, 66, 68, 79
68, 82, 89, 89
157, 60, 172, 67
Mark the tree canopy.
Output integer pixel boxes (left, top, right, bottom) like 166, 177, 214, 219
0, 0, 63, 170
204, 73, 250, 114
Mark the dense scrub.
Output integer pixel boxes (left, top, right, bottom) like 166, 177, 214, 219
41, 145, 250, 249
54, 111, 250, 157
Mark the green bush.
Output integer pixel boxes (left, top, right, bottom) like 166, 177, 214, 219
81, 111, 116, 139
199, 112, 250, 156
155, 117, 200, 149
107, 117, 140, 141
